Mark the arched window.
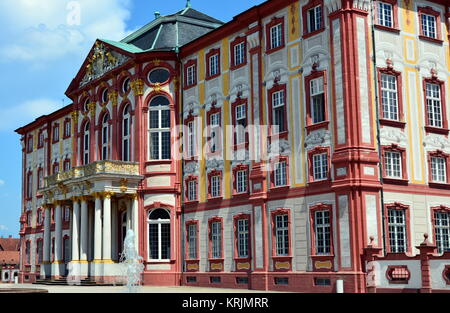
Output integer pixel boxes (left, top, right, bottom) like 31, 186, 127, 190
63, 236, 71, 263
122, 105, 131, 162
83, 122, 90, 165
149, 96, 171, 160
101, 114, 110, 160
148, 209, 171, 260
120, 211, 128, 253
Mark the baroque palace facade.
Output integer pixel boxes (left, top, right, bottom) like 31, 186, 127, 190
15, 0, 450, 292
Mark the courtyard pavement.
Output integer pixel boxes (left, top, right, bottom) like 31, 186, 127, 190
0, 283, 283, 293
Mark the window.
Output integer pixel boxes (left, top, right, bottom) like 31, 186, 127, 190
274, 213, 289, 256
314, 210, 331, 255
307, 5, 322, 32
236, 169, 248, 194
38, 131, 44, 148
184, 60, 197, 88
230, 37, 246, 69
37, 209, 43, 225
101, 89, 109, 103
83, 122, 90, 165
149, 96, 171, 160
26, 173, 33, 199
234, 102, 247, 145
386, 266, 410, 283
426, 82, 443, 128
269, 86, 287, 135
122, 105, 131, 162
418, 6, 442, 42
25, 241, 31, 265
210, 220, 222, 259
148, 209, 171, 260
274, 277, 289, 285
381, 74, 398, 120
122, 77, 131, 94
53, 124, 59, 143
64, 207, 71, 222
384, 150, 402, 178
266, 17, 284, 52
53, 163, 59, 175
186, 178, 198, 202
64, 120, 71, 138
63, 236, 71, 263
187, 121, 196, 158
377, 1, 393, 28
236, 218, 249, 258
434, 210, 450, 254
431, 156, 446, 183
270, 24, 283, 49
37, 169, 44, 190
63, 160, 71, 172
313, 153, 328, 181
274, 160, 287, 187
310, 77, 325, 124
101, 114, 110, 160
187, 222, 198, 259
206, 49, 220, 79
37, 240, 43, 264
210, 175, 221, 198
209, 112, 221, 153
387, 207, 408, 253
148, 68, 171, 85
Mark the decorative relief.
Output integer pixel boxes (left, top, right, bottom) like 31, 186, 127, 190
324, 0, 342, 13
268, 139, 291, 159
229, 83, 250, 104
424, 134, 450, 152
380, 127, 407, 147
305, 129, 332, 151
352, 0, 370, 11
184, 161, 199, 177
183, 102, 202, 119
247, 31, 260, 50
231, 150, 250, 168
81, 42, 130, 87
204, 93, 225, 112
264, 67, 289, 90
206, 159, 224, 173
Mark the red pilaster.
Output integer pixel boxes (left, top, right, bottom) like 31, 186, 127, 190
416, 234, 437, 293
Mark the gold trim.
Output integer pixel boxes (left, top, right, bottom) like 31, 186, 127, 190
275, 261, 290, 270
52, 261, 65, 265
210, 263, 223, 271
187, 263, 199, 271
236, 262, 250, 270
315, 260, 332, 270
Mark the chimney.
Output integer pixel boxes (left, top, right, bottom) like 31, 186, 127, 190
154, 11, 161, 19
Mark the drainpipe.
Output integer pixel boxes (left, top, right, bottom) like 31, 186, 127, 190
370, 1, 387, 254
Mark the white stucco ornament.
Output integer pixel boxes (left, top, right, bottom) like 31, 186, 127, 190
305, 129, 332, 151
380, 128, 407, 147
424, 134, 450, 152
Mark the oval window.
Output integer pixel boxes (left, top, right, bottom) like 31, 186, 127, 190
122, 77, 131, 94
148, 68, 170, 84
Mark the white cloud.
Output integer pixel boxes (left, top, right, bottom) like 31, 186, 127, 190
0, 225, 8, 231
0, 98, 62, 131
0, 0, 132, 63
0, 180, 5, 186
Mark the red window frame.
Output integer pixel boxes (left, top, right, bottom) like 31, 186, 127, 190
233, 213, 252, 271
443, 265, 450, 285
428, 151, 450, 187
265, 16, 285, 54
25, 240, 31, 266
53, 162, 60, 175
37, 130, 44, 149
26, 171, 33, 200
381, 144, 408, 184
270, 156, 290, 190
208, 216, 224, 271
232, 164, 249, 196
309, 203, 334, 256
37, 168, 44, 190
207, 170, 223, 200
231, 98, 249, 150
230, 36, 247, 70
206, 107, 222, 155
423, 76, 448, 135
63, 159, 71, 172
185, 220, 199, 261
26, 135, 33, 153
270, 208, 292, 271
185, 175, 199, 203
63, 118, 71, 139
373, 0, 400, 33
377, 66, 405, 128
184, 59, 197, 90
36, 208, 43, 226
268, 83, 288, 140
302, 0, 325, 38
418, 6, 443, 44
52, 123, 60, 144
35, 238, 43, 265
80, 119, 91, 165
308, 146, 331, 183
386, 265, 411, 284
184, 114, 197, 160
305, 70, 329, 133
431, 205, 450, 254
384, 202, 412, 254
205, 48, 221, 80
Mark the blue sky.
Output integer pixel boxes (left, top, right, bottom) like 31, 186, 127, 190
0, 0, 265, 238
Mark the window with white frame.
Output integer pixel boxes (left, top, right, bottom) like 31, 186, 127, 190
63, 160, 71, 172
64, 121, 71, 138
38, 169, 44, 190
384, 151, 402, 178
270, 23, 283, 49
426, 83, 443, 128
26, 173, 33, 199
275, 214, 289, 256
186, 64, 196, 86
313, 153, 328, 181
101, 114, 110, 160
210, 113, 221, 153
122, 105, 131, 162
235, 104, 247, 145
187, 223, 197, 259
236, 170, 248, 193
25, 241, 31, 264
38, 132, 44, 147
149, 96, 171, 160
307, 5, 322, 33
211, 175, 221, 198
421, 14, 437, 38
211, 221, 222, 259
187, 121, 196, 158
37, 240, 43, 264
83, 122, 90, 165
274, 161, 287, 187
310, 77, 325, 124
209, 54, 219, 77
272, 90, 286, 133
431, 156, 447, 183
237, 219, 249, 258
314, 210, 331, 255
381, 74, 399, 120
388, 208, 407, 253
187, 180, 197, 201
53, 125, 59, 142
377, 2, 393, 28
434, 211, 450, 254
148, 209, 171, 260
234, 42, 245, 66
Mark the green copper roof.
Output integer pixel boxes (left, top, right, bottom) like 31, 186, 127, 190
99, 39, 145, 54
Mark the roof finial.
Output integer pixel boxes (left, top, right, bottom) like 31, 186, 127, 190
186, 0, 192, 8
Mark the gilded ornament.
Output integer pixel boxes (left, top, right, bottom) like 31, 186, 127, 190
131, 79, 144, 96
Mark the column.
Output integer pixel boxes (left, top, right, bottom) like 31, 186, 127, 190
131, 194, 139, 250
43, 206, 51, 263
80, 198, 88, 261
102, 193, 113, 261
54, 203, 63, 263
94, 194, 103, 261
71, 199, 80, 261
